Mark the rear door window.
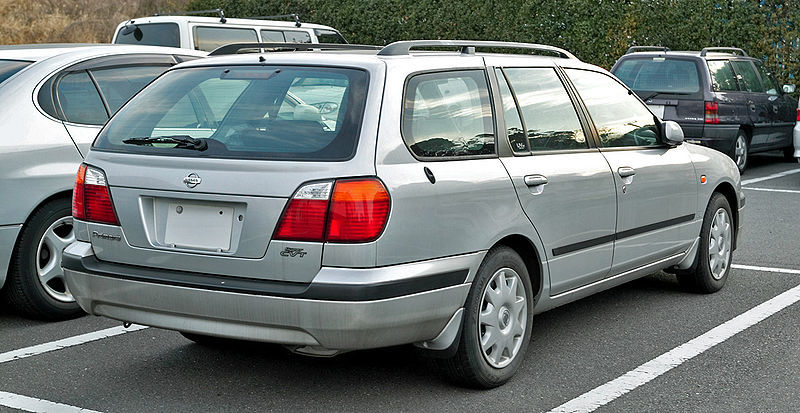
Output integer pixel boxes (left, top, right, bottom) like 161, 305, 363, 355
730, 61, 764, 93
613, 57, 700, 94
0, 60, 32, 85
94, 66, 369, 161
193, 26, 258, 52
707, 60, 740, 91
284, 31, 312, 43
260, 30, 286, 42
402, 70, 495, 158
90, 65, 170, 113
56, 71, 108, 125
114, 23, 180, 48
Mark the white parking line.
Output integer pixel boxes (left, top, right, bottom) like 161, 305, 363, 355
741, 168, 800, 186
732, 264, 800, 275
0, 325, 147, 364
0, 391, 101, 413
742, 187, 800, 194
548, 276, 800, 413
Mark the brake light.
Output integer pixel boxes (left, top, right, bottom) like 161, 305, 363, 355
796, 108, 799, 121
274, 178, 391, 243
72, 164, 119, 225
705, 101, 720, 124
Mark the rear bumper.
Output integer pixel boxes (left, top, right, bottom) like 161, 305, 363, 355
63, 241, 478, 350
683, 124, 739, 156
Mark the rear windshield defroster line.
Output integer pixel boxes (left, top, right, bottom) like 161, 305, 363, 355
93, 65, 369, 162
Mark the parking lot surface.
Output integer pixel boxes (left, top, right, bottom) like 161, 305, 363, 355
2, 152, 799, 412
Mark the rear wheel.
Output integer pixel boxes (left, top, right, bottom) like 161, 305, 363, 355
677, 193, 734, 293
783, 147, 796, 161
439, 247, 533, 388
733, 131, 749, 173
1, 198, 83, 320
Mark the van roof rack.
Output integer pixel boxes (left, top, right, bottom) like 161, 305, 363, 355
209, 42, 382, 56
153, 8, 226, 23
626, 46, 670, 54
376, 40, 577, 59
246, 13, 302, 27
700, 47, 748, 57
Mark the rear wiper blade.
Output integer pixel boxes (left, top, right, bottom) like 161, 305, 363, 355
638, 91, 694, 101
122, 135, 208, 151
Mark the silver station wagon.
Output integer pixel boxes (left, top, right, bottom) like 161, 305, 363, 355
62, 41, 744, 388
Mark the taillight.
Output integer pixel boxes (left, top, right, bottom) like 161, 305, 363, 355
273, 178, 391, 243
796, 108, 799, 121
705, 101, 720, 124
72, 163, 119, 225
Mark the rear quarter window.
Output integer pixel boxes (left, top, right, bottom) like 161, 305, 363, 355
707, 60, 740, 91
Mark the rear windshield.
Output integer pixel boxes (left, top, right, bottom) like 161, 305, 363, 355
93, 65, 369, 161
114, 23, 180, 48
613, 57, 701, 95
0, 60, 32, 85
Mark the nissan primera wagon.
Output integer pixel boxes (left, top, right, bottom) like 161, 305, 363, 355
62, 41, 744, 388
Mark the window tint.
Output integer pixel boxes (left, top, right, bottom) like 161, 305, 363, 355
504, 67, 587, 151
94, 66, 369, 161
90, 65, 168, 113
193, 26, 258, 52
730, 61, 764, 93
402, 70, 495, 158
284, 31, 312, 43
261, 30, 285, 42
614, 57, 700, 94
56, 71, 108, 125
114, 23, 180, 48
753, 62, 778, 95
567, 69, 659, 148
314, 29, 347, 44
495, 69, 527, 152
707, 61, 739, 91
0, 60, 31, 85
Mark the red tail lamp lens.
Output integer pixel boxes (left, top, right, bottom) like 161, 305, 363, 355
72, 164, 119, 225
705, 101, 720, 124
326, 179, 391, 243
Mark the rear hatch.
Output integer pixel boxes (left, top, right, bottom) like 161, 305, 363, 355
612, 55, 705, 137
84, 63, 373, 283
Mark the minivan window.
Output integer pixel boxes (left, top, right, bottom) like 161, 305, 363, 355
730, 61, 764, 93
503, 67, 587, 151
114, 23, 180, 48
90, 65, 169, 113
314, 29, 347, 44
753, 62, 779, 95
193, 26, 258, 52
56, 71, 108, 125
94, 66, 369, 161
567, 69, 659, 148
614, 57, 700, 94
707, 60, 740, 92
0, 60, 32, 85
402, 70, 495, 158
284, 31, 312, 43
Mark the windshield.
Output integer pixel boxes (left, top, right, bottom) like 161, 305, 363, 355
93, 65, 369, 161
613, 57, 700, 95
0, 60, 32, 85
114, 23, 180, 48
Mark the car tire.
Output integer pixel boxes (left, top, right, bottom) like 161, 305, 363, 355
677, 193, 734, 294
783, 147, 795, 161
439, 246, 533, 388
1, 198, 83, 320
733, 130, 749, 173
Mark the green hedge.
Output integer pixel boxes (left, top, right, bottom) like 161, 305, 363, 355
188, 0, 799, 86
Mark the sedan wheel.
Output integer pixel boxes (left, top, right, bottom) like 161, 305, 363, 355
677, 193, 734, 293
36, 216, 76, 302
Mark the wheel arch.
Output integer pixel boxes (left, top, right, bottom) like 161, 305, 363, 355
712, 182, 739, 250
490, 234, 544, 303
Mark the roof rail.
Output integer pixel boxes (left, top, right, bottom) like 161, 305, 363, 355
700, 47, 748, 57
208, 42, 382, 56
626, 46, 670, 54
377, 40, 577, 59
247, 13, 302, 27
154, 8, 226, 23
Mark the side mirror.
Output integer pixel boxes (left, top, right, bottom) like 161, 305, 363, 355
119, 24, 137, 36
662, 120, 684, 146
783, 84, 796, 94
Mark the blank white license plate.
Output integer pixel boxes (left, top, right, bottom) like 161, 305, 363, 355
648, 104, 665, 119
164, 203, 233, 251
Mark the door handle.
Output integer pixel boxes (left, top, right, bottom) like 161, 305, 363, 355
524, 174, 548, 186
617, 167, 636, 178
749, 103, 756, 112
773, 105, 779, 114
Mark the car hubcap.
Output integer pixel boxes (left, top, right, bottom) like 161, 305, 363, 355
735, 136, 747, 170
708, 208, 732, 280
478, 267, 527, 368
36, 217, 76, 302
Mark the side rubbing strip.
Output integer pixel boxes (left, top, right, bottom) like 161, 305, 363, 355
552, 214, 695, 257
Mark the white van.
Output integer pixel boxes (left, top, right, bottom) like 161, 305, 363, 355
112, 10, 347, 52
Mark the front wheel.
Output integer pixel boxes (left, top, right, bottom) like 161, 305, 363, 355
439, 247, 533, 388
677, 193, 734, 293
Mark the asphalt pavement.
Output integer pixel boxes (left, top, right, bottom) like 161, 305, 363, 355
1, 151, 799, 412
